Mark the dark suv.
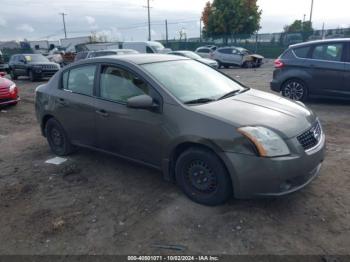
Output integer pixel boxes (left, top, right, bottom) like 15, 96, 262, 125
271, 39, 350, 101
9, 54, 60, 81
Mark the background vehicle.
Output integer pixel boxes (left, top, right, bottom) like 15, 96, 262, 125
74, 49, 139, 62
9, 54, 60, 82
122, 41, 171, 54
271, 39, 350, 101
168, 50, 218, 68
195, 46, 217, 59
0, 72, 19, 106
0, 50, 7, 73
35, 54, 324, 206
212, 47, 264, 68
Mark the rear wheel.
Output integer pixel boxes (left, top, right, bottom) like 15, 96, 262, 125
175, 147, 233, 206
281, 79, 308, 101
10, 70, 17, 80
45, 118, 74, 156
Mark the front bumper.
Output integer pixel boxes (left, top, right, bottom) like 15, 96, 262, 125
222, 133, 325, 199
0, 97, 20, 106
32, 69, 59, 78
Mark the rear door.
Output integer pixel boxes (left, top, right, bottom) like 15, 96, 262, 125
308, 42, 346, 98
94, 64, 164, 167
216, 48, 232, 64
54, 64, 98, 147
230, 48, 244, 65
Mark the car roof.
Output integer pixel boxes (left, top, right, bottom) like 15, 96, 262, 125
290, 38, 350, 48
76, 54, 188, 66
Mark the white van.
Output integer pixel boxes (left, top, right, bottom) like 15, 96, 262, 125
122, 41, 171, 54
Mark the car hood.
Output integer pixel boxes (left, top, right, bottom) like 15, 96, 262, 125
192, 89, 317, 138
196, 58, 218, 65
0, 77, 14, 88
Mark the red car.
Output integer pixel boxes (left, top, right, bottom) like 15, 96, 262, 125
0, 72, 20, 106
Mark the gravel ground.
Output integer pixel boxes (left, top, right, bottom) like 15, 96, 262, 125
0, 61, 350, 255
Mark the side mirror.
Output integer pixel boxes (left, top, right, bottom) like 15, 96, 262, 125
127, 95, 157, 110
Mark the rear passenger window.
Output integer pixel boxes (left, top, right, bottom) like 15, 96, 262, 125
198, 48, 210, 53
312, 44, 343, 62
293, 46, 310, 58
219, 48, 232, 54
62, 65, 96, 96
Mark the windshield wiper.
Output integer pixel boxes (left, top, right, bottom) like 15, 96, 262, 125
218, 90, 242, 100
184, 98, 216, 105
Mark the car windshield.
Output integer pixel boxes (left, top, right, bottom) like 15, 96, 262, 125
142, 60, 244, 104
181, 51, 202, 60
150, 42, 165, 51
25, 54, 49, 63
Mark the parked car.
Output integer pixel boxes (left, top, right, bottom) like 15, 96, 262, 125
74, 49, 139, 62
0, 72, 20, 106
212, 47, 264, 68
168, 51, 218, 68
122, 41, 171, 54
271, 39, 350, 101
0, 50, 7, 72
195, 46, 217, 59
35, 54, 325, 206
9, 54, 60, 82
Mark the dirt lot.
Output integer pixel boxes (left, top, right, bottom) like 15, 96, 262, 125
1, 62, 350, 255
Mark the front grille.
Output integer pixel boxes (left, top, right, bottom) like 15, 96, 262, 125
297, 121, 322, 150
40, 64, 58, 70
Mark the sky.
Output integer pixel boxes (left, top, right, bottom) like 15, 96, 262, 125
0, 0, 350, 42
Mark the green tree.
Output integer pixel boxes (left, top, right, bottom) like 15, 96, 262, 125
284, 20, 314, 41
202, 0, 262, 44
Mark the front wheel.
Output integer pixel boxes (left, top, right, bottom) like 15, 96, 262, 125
281, 79, 308, 101
45, 118, 74, 156
175, 147, 233, 206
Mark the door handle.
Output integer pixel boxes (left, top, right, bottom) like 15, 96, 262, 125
96, 109, 109, 117
57, 98, 67, 106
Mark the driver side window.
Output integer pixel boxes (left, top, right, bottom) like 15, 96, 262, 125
99, 66, 151, 103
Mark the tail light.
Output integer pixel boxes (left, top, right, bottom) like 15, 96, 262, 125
274, 59, 284, 69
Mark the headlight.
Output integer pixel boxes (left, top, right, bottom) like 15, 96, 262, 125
238, 126, 290, 157
9, 83, 16, 93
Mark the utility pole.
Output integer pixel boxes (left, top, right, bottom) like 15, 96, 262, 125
165, 19, 168, 45
309, 0, 314, 23
199, 19, 202, 42
147, 0, 151, 41
59, 13, 68, 38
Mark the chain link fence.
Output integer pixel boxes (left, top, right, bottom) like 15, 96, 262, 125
162, 27, 350, 58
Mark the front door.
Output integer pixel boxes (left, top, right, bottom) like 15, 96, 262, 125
94, 64, 164, 167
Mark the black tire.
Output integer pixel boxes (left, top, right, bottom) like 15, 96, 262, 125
216, 60, 222, 69
175, 147, 233, 206
281, 79, 308, 101
10, 70, 17, 80
29, 70, 36, 82
242, 61, 253, 68
223, 65, 230, 69
45, 118, 74, 156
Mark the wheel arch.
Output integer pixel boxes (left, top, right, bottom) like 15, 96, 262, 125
41, 114, 55, 137
163, 139, 236, 194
